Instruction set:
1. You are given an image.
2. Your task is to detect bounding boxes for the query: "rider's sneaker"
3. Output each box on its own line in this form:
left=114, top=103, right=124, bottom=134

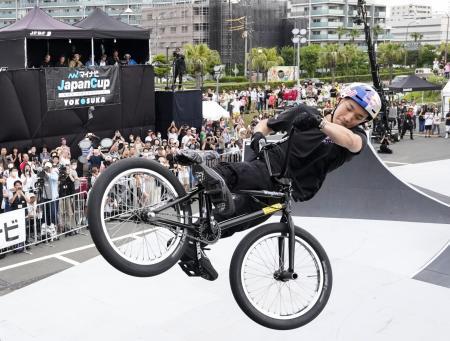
left=199, top=166, right=235, bottom=216
left=178, top=241, right=218, bottom=281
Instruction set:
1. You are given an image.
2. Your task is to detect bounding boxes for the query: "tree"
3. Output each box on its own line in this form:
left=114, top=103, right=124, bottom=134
left=336, top=26, right=348, bottom=44
left=300, top=44, right=321, bottom=77
left=319, top=44, right=339, bottom=82
left=280, top=46, right=294, bottom=66
left=418, top=44, right=437, bottom=67
left=338, top=44, right=358, bottom=75
left=410, top=32, right=423, bottom=43
left=377, top=42, right=405, bottom=83
left=184, top=43, right=221, bottom=89
left=152, top=54, right=170, bottom=83
left=347, top=28, right=361, bottom=42
left=372, top=24, right=384, bottom=43
left=249, top=47, right=284, bottom=82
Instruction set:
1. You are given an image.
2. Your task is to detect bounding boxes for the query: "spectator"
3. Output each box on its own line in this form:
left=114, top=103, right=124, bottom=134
left=20, top=164, right=36, bottom=194
left=0, top=147, right=8, bottom=170
left=40, top=162, right=59, bottom=230
left=124, top=53, right=137, bottom=65
left=110, top=50, right=120, bottom=65
left=424, top=108, right=434, bottom=138
left=445, top=62, right=450, bottom=79
left=54, top=55, right=67, bottom=67
left=87, top=148, right=105, bottom=170
left=90, top=167, right=99, bottom=187
left=40, top=146, right=51, bottom=163
left=41, top=54, right=52, bottom=68
left=99, top=54, right=108, bottom=66
left=432, top=108, right=441, bottom=136
left=445, top=110, right=450, bottom=139
left=69, top=54, right=83, bottom=68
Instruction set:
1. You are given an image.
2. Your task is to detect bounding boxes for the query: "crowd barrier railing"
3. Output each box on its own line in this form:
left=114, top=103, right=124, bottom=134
left=0, top=192, right=88, bottom=256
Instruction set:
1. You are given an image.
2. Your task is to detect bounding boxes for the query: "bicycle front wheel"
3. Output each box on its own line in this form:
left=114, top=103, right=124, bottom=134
left=229, top=223, right=332, bottom=330
left=88, top=158, right=191, bottom=277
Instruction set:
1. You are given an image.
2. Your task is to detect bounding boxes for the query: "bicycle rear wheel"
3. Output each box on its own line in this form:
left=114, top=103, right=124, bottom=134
left=88, top=158, right=191, bottom=277
left=229, top=223, right=332, bottom=330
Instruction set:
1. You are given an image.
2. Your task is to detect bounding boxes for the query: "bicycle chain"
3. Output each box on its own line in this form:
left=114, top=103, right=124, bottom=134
left=150, top=210, right=221, bottom=245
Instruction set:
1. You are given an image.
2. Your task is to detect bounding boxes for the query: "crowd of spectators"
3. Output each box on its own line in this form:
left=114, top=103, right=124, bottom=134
left=1, top=79, right=448, bottom=254
left=38, top=50, right=137, bottom=68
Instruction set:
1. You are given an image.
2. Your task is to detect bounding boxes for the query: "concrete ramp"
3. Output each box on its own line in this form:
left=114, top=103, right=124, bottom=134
left=296, top=143, right=450, bottom=224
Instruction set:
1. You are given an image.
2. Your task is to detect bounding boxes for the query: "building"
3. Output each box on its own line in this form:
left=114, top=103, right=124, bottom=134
left=390, top=17, right=450, bottom=47
left=0, top=0, right=145, bottom=28
left=287, top=0, right=389, bottom=45
left=208, top=0, right=290, bottom=67
left=140, top=0, right=209, bottom=57
left=389, top=4, right=432, bottom=22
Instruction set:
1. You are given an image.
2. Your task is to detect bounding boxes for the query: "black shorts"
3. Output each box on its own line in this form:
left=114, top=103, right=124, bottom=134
left=425, top=124, right=432, bottom=130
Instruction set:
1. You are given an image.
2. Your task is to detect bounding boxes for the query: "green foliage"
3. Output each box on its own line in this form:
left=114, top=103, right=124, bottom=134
left=183, top=43, right=221, bottom=88
left=377, top=42, right=406, bottom=82
left=336, top=26, right=348, bottom=42
left=318, top=43, right=339, bottom=81
left=219, top=76, right=247, bottom=83
left=249, top=47, right=284, bottom=81
left=372, top=24, right=384, bottom=43
left=347, top=28, right=361, bottom=42
left=300, top=44, right=321, bottom=77
left=403, top=91, right=441, bottom=104
left=280, top=46, right=295, bottom=66
left=426, top=74, right=448, bottom=86
left=152, top=54, right=170, bottom=79
left=418, top=44, right=437, bottom=67
left=409, top=32, right=423, bottom=42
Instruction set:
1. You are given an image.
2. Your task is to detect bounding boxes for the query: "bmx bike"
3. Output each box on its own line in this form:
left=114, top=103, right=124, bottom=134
left=87, top=128, right=332, bottom=330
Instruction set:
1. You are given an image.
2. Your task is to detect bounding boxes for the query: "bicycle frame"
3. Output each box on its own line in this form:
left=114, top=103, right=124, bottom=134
left=149, top=182, right=298, bottom=275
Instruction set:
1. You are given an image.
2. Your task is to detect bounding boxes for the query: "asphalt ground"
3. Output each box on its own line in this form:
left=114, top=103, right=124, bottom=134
left=1, top=129, right=449, bottom=297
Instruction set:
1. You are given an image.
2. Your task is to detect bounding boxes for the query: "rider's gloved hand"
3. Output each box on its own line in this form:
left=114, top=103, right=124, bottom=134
left=250, top=132, right=267, bottom=154
left=292, top=112, right=322, bottom=131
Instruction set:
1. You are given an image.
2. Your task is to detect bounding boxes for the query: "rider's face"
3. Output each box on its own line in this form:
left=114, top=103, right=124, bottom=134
left=332, top=98, right=369, bottom=129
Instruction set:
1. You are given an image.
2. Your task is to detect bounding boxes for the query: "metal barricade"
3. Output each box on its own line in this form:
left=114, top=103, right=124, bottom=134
left=0, top=192, right=88, bottom=256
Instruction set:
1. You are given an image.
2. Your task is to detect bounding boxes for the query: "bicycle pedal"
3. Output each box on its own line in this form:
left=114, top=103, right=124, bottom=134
left=178, top=260, right=200, bottom=277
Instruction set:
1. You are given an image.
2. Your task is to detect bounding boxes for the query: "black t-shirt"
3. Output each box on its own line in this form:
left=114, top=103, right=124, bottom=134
left=89, top=155, right=104, bottom=168
left=446, top=112, right=450, bottom=125
left=10, top=192, right=27, bottom=210
left=266, top=104, right=367, bottom=202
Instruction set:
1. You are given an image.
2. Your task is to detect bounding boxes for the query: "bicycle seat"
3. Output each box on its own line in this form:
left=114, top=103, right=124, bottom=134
left=175, top=150, right=203, bottom=166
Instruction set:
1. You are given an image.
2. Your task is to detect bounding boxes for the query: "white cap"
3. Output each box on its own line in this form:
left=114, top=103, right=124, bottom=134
left=44, top=162, right=52, bottom=168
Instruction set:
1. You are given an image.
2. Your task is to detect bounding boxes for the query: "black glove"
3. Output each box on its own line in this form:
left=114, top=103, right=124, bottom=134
left=250, top=132, right=266, bottom=154
left=292, top=112, right=322, bottom=131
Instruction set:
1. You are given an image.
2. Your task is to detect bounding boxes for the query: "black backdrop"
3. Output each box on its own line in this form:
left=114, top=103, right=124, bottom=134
left=0, top=65, right=155, bottom=154
left=155, top=90, right=203, bottom=139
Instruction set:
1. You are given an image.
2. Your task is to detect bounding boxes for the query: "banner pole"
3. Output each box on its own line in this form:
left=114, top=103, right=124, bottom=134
left=91, top=37, right=94, bottom=66
left=24, top=37, right=27, bottom=69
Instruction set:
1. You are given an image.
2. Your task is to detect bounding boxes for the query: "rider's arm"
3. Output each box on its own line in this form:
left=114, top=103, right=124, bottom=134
left=319, top=120, right=365, bottom=153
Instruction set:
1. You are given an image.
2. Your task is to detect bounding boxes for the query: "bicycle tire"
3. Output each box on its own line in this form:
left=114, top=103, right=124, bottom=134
left=88, top=158, right=191, bottom=277
left=229, top=223, right=332, bottom=330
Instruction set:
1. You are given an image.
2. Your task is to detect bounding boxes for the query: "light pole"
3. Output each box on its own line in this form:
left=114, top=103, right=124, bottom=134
left=444, top=13, right=449, bottom=64
left=404, top=20, right=418, bottom=66
left=214, top=65, right=225, bottom=102
left=257, top=48, right=263, bottom=82
left=292, top=28, right=307, bottom=87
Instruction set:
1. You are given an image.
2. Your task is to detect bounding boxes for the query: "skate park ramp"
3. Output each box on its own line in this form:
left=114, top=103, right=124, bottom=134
left=0, top=216, right=449, bottom=341
left=294, top=143, right=450, bottom=224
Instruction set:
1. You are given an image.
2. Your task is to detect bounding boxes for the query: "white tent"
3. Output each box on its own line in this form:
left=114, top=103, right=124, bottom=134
left=442, top=80, right=450, bottom=115
left=202, top=100, right=230, bottom=121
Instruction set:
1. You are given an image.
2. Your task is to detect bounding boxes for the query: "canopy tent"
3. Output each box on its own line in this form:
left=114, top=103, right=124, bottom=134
left=202, top=100, right=230, bottom=121
left=74, top=8, right=150, bottom=63
left=442, top=80, right=450, bottom=115
left=388, top=74, right=442, bottom=92
left=0, top=7, right=92, bottom=69
left=74, top=8, right=149, bottom=39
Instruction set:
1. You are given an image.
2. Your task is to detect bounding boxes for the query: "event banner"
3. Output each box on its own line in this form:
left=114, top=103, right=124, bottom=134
left=0, top=209, right=26, bottom=249
left=45, top=66, right=121, bottom=111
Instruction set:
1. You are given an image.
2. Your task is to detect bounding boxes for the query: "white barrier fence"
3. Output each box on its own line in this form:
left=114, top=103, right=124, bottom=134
left=0, top=192, right=88, bottom=256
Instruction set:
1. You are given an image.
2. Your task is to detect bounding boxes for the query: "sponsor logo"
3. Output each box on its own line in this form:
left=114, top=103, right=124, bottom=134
left=30, top=30, right=52, bottom=36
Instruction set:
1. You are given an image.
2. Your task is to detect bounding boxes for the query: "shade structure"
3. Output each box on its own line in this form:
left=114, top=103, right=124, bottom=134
left=73, top=8, right=149, bottom=40
left=0, top=7, right=90, bottom=40
left=202, top=100, right=230, bottom=121
left=388, top=74, right=442, bottom=93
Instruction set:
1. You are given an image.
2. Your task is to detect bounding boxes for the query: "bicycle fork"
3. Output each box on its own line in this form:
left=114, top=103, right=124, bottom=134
left=275, top=201, right=298, bottom=282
